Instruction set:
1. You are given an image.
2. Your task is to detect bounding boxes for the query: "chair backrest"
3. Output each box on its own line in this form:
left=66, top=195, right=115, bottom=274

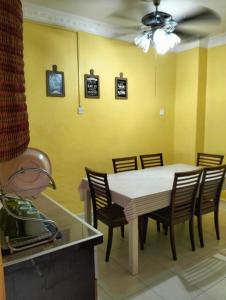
left=197, top=165, right=226, bottom=214
left=112, top=156, right=138, bottom=173
left=140, top=153, right=163, bottom=169
left=170, top=169, right=202, bottom=223
left=85, top=168, right=112, bottom=214
left=197, top=152, right=224, bottom=167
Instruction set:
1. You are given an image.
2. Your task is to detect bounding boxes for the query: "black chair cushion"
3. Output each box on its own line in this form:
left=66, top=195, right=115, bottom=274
left=149, top=206, right=192, bottom=225
left=195, top=199, right=216, bottom=216
left=148, top=207, right=170, bottom=224
left=97, top=204, right=128, bottom=227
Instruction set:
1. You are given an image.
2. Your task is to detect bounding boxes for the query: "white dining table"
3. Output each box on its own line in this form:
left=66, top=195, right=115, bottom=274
left=79, top=164, right=226, bottom=275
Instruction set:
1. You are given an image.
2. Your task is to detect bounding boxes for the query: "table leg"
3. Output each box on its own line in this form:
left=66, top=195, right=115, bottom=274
left=128, top=217, right=138, bottom=275
left=84, top=191, right=92, bottom=224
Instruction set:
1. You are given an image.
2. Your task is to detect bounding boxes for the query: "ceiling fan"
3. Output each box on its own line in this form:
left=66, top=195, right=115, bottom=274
left=116, top=0, right=221, bottom=54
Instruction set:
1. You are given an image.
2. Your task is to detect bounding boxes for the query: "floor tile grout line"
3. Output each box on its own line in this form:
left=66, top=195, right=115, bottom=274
left=97, top=283, right=114, bottom=300
left=168, top=265, right=226, bottom=295
left=191, top=290, right=211, bottom=300
left=196, top=275, right=226, bottom=294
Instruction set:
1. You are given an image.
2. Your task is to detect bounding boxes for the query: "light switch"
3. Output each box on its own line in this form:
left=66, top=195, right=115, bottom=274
left=160, top=108, right=165, bottom=116
left=77, top=106, right=85, bottom=115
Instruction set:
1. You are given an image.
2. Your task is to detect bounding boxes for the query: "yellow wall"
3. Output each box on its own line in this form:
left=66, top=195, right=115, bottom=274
left=205, top=45, right=226, bottom=200
left=173, top=48, right=207, bottom=164
left=196, top=48, right=207, bottom=154
left=205, top=45, right=226, bottom=159
left=173, top=45, right=226, bottom=200
left=174, top=48, right=200, bottom=163
left=23, top=21, right=176, bottom=212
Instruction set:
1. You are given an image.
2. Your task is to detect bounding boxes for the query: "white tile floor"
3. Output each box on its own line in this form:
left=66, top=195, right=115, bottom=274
left=97, top=202, right=226, bottom=300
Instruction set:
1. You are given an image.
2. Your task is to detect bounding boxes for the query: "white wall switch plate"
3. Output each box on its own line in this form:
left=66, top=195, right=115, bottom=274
left=77, top=106, right=85, bottom=114
left=160, top=108, right=165, bottom=116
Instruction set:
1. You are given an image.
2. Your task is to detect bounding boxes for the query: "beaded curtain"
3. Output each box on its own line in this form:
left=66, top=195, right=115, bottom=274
left=0, top=0, right=29, bottom=162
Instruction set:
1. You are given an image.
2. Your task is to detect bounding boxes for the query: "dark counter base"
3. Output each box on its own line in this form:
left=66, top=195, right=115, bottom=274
left=5, top=243, right=96, bottom=300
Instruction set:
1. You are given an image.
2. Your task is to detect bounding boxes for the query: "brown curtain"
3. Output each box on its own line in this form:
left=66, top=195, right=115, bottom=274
left=0, top=0, right=29, bottom=162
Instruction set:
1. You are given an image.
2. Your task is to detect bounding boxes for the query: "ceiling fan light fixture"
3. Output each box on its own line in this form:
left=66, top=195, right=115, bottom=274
left=134, top=28, right=181, bottom=55
left=134, top=32, right=151, bottom=53
left=143, top=38, right=151, bottom=53
left=132, top=0, right=219, bottom=55
left=134, top=32, right=145, bottom=46
left=167, top=32, right=181, bottom=48
left=153, top=29, right=181, bottom=55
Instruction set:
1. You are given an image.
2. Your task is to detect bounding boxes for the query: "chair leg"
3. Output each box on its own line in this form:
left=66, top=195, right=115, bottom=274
left=197, top=215, right=204, bottom=248
left=156, top=220, right=160, bottom=232
left=138, top=217, right=144, bottom=250
left=143, top=215, right=148, bottom=244
left=170, top=225, right=177, bottom=261
left=163, top=224, right=168, bottom=235
left=189, top=218, right=195, bottom=251
left=120, top=225, right=125, bottom=238
left=94, top=217, right=98, bottom=229
left=138, top=215, right=150, bottom=250
left=214, top=210, right=220, bottom=240
left=105, top=227, right=113, bottom=262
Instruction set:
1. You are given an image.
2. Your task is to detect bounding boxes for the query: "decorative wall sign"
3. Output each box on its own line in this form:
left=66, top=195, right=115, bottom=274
left=115, top=72, right=128, bottom=100
left=46, top=65, right=65, bottom=97
left=84, top=69, right=100, bottom=98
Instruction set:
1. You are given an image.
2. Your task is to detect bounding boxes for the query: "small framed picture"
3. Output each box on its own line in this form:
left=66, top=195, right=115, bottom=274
left=46, top=65, right=65, bottom=97
left=84, top=69, right=100, bottom=98
left=115, top=73, right=127, bottom=100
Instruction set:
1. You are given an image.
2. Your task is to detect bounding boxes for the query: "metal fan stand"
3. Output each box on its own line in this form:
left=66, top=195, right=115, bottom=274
left=0, top=168, right=59, bottom=253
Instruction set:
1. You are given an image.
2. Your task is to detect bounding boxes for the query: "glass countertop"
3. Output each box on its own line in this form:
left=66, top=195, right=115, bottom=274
left=3, top=194, right=103, bottom=267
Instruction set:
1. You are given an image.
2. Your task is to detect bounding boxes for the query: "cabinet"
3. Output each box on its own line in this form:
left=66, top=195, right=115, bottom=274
left=3, top=195, right=103, bottom=300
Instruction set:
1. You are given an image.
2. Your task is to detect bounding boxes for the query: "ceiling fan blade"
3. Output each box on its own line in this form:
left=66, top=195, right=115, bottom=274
left=108, top=0, right=153, bottom=24
left=114, top=25, right=142, bottom=34
left=174, top=28, right=207, bottom=41
left=177, top=7, right=220, bottom=25
left=109, top=0, right=143, bottom=17
left=114, top=30, right=140, bottom=39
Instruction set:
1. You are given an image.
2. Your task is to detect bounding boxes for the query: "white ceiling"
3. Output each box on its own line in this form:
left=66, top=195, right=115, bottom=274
left=21, top=0, right=226, bottom=46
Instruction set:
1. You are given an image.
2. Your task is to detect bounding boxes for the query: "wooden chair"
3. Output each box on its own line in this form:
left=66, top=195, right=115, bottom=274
left=197, top=152, right=224, bottom=167
left=140, top=153, right=163, bottom=233
left=143, top=169, right=202, bottom=260
left=140, top=153, right=163, bottom=169
left=112, top=156, right=138, bottom=173
left=111, top=157, right=146, bottom=249
left=85, top=167, right=128, bottom=262
left=195, top=165, right=226, bottom=248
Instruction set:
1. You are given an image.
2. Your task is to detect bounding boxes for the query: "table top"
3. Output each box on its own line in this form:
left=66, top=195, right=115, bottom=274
left=80, top=164, right=202, bottom=221
left=107, top=164, right=200, bottom=199
left=3, top=194, right=103, bottom=267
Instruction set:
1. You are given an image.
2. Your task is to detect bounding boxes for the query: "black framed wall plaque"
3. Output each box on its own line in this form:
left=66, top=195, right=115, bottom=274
left=84, top=69, right=100, bottom=98
left=115, top=72, right=127, bottom=100
left=46, top=65, right=65, bottom=97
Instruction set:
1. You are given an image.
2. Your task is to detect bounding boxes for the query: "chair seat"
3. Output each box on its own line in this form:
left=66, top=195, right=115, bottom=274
left=149, top=206, right=192, bottom=225
left=195, top=198, right=217, bottom=215
left=195, top=205, right=216, bottom=216
left=97, top=204, right=128, bottom=227
left=148, top=207, right=170, bottom=224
